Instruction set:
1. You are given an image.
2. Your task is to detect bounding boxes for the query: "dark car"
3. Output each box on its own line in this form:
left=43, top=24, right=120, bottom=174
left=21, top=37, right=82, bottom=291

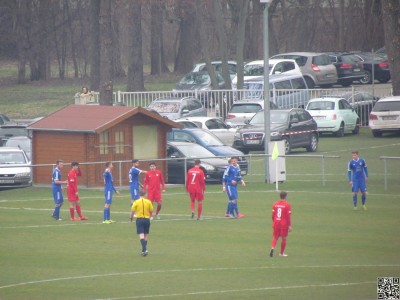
left=0, top=123, right=29, bottom=146
left=167, top=128, right=248, bottom=175
left=173, top=71, right=226, bottom=107
left=233, top=108, right=319, bottom=154
left=323, top=91, right=379, bottom=126
left=352, top=52, right=391, bottom=84
left=327, top=53, right=364, bottom=87
left=166, top=141, right=229, bottom=183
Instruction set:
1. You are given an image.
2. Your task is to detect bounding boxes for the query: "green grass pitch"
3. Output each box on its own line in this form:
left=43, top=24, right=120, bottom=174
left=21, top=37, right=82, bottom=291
left=0, top=129, right=399, bottom=299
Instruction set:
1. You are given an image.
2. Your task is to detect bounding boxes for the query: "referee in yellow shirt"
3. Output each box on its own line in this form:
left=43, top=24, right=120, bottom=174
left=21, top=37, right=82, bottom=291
left=130, top=191, right=153, bottom=256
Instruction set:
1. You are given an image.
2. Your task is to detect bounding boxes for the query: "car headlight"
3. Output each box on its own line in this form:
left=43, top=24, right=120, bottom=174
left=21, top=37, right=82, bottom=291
left=270, top=131, right=280, bottom=137
left=234, top=132, right=241, bottom=140
left=201, top=162, right=215, bottom=171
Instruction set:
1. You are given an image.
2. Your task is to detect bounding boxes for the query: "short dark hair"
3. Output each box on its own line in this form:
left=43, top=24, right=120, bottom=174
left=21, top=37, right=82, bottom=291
left=195, top=159, right=201, bottom=165
left=132, top=159, right=139, bottom=163
left=230, top=156, right=239, bottom=161
left=149, top=161, right=156, bottom=166
left=71, top=161, right=79, bottom=167
left=105, top=161, right=112, bottom=168
left=280, top=191, right=287, bottom=200
left=56, top=160, right=63, bottom=165
left=140, top=190, right=146, bottom=196
left=352, top=151, right=359, bottom=155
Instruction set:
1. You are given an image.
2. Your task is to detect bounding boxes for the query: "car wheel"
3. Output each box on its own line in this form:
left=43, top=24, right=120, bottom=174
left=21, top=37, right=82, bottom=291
left=282, top=137, right=291, bottom=154
left=336, top=123, right=345, bottom=137
left=360, top=70, right=372, bottom=84
left=306, top=133, right=318, bottom=152
left=341, top=80, right=352, bottom=87
left=242, top=149, right=250, bottom=154
left=304, top=77, right=315, bottom=89
left=352, top=120, right=360, bottom=135
left=372, top=130, right=382, bottom=137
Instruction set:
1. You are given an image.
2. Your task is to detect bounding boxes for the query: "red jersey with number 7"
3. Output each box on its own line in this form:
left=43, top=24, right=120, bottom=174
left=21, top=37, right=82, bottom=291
left=186, top=167, right=206, bottom=194
left=272, top=200, right=291, bottom=229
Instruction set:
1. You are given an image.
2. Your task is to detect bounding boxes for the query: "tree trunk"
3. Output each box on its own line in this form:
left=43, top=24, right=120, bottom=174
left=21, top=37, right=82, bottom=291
left=99, top=0, right=113, bottom=105
left=90, top=0, right=101, bottom=91
left=150, top=1, right=162, bottom=75
left=127, top=0, right=144, bottom=91
left=382, top=0, right=400, bottom=95
left=112, top=15, right=126, bottom=78
left=65, top=1, right=79, bottom=78
left=234, top=0, right=249, bottom=90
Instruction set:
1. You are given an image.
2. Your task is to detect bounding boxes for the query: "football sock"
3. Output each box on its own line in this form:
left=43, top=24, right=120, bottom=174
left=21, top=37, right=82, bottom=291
left=107, top=208, right=110, bottom=220
left=156, top=204, right=162, bottom=215
left=76, top=205, right=82, bottom=218
left=69, top=207, right=75, bottom=219
left=54, top=206, right=60, bottom=218
left=361, top=195, right=366, bottom=205
left=227, top=202, right=233, bottom=215
left=140, top=239, right=146, bottom=252
left=353, top=195, right=358, bottom=207
left=225, top=202, right=229, bottom=214
left=198, top=202, right=203, bottom=218
left=190, top=199, right=195, bottom=211
left=233, top=203, right=239, bottom=216
left=103, top=208, right=108, bottom=221
left=281, top=239, right=287, bottom=254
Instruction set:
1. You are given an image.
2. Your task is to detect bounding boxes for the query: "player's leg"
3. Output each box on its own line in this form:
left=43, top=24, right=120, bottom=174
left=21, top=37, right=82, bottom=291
left=270, top=229, right=279, bottom=257
left=352, top=181, right=360, bottom=209
left=103, top=190, right=112, bottom=223
left=360, top=181, right=367, bottom=210
left=52, top=189, right=63, bottom=220
left=69, top=200, right=76, bottom=220
left=279, top=228, right=289, bottom=256
left=190, top=193, right=196, bottom=218
left=155, top=192, right=162, bottom=219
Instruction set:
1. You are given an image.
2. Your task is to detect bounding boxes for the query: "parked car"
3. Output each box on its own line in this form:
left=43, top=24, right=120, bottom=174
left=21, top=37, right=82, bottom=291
left=322, top=91, right=378, bottom=126
left=270, top=52, right=338, bottom=88
left=326, top=52, right=365, bottom=87
left=306, top=97, right=360, bottom=136
left=352, top=52, right=391, bottom=84
left=166, top=141, right=229, bottom=183
left=173, top=71, right=226, bottom=107
left=369, top=96, right=400, bottom=137
left=0, top=123, right=29, bottom=146
left=225, top=99, right=278, bottom=128
left=147, top=96, right=207, bottom=120
left=175, top=116, right=237, bottom=146
left=191, top=61, right=237, bottom=80
left=167, top=128, right=248, bottom=175
left=5, top=136, right=32, bottom=160
left=239, top=74, right=310, bottom=108
left=233, top=108, right=319, bottom=154
left=0, top=147, right=32, bottom=189
left=0, top=113, right=10, bottom=125
left=232, top=59, right=302, bottom=86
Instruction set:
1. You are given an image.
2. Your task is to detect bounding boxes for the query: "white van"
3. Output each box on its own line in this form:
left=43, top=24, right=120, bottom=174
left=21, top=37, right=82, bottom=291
left=239, top=74, right=310, bottom=109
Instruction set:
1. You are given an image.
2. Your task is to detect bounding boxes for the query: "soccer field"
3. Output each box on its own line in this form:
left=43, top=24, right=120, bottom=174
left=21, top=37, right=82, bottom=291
left=1, top=129, right=400, bottom=300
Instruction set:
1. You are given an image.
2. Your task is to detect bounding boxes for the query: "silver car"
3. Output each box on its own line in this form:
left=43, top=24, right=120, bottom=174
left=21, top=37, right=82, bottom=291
left=369, top=96, right=400, bottom=137
left=147, top=97, right=207, bottom=120
left=270, top=52, right=338, bottom=88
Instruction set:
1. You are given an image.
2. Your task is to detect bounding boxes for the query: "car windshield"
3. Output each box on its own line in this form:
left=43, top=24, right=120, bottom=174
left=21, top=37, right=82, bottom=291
left=307, top=101, right=335, bottom=110
left=176, top=144, right=215, bottom=158
left=179, top=72, right=210, bottom=85
left=230, top=103, right=262, bottom=113
left=243, top=65, right=264, bottom=76
left=0, top=151, right=27, bottom=164
left=6, top=139, right=30, bottom=149
left=373, top=101, right=400, bottom=112
left=148, top=101, right=180, bottom=113
left=193, top=130, right=224, bottom=146
left=250, top=111, right=289, bottom=125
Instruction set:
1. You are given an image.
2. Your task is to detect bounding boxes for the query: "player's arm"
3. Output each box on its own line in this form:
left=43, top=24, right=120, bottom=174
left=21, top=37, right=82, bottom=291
left=143, top=174, right=148, bottom=191
left=130, top=203, right=136, bottom=221
left=364, top=165, right=369, bottom=180
left=160, top=172, right=166, bottom=192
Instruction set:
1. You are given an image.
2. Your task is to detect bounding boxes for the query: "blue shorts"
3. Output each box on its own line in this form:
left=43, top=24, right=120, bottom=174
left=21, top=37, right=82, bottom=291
left=226, top=184, right=238, bottom=201
left=104, top=189, right=113, bottom=204
left=130, top=186, right=140, bottom=200
left=352, top=180, right=367, bottom=193
left=136, top=218, right=150, bottom=234
left=52, top=187, right=64, bottom=204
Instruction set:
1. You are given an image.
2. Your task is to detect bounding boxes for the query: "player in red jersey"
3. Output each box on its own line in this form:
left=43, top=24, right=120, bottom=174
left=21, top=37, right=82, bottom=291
left=186, top=159, right=206, bottom=220
left=66, top=162, right=88, bottom=221
left=269, top=191, right=292, bottom=257
left=143, top=162, right=165, bottom=220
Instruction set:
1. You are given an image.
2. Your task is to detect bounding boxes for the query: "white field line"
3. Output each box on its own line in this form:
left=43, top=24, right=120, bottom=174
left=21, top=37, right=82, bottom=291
left=1, top=264, right=397, bottom=290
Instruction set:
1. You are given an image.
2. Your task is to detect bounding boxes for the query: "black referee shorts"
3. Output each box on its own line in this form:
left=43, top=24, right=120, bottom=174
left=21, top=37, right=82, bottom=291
left=136, top=218, right=150, bottom=234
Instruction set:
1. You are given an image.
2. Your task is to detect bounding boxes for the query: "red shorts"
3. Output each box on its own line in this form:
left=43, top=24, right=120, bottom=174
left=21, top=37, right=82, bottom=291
left=147, top=190, right=162, bottom=203
left=273, top=226, right=289, bottom=238
left=67, top=188, right=79, bottom=201
left=189, top=191, right=204, bottom=202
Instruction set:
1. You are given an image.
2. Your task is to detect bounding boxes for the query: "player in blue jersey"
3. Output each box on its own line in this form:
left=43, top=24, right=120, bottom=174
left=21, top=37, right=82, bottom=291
left=51, top=160, right=67, bottom=221
left=103, top=162, right=120, bottom=224
left=347, top=151, right=369, bottom=210
left=222, top=156, right=246, bottom=218
left=128, top=159, right=147, bottom=207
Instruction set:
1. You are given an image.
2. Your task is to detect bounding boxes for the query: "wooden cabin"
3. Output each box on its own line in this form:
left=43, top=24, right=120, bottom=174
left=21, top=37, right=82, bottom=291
left=28, top=105, right=179, bottom=187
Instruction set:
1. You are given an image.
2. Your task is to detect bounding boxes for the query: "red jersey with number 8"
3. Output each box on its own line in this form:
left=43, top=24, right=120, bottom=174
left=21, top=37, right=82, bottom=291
left=272, top=200, right=291, bottom=229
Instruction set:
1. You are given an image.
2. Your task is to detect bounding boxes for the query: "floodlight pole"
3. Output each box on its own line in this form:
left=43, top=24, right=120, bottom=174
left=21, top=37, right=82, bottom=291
left=262, top=0, right=271, bottom=183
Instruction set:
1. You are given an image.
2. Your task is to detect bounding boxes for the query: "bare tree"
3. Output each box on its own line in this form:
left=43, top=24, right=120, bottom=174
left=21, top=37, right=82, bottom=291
left=382, top=0, right=400, bottom=95
left=150, top=0, right=169, bottom=75
left=99, top=0, right=113, bottom=105
left=90, top=0, right=101, bottom=90
left=127, top=0, right=145, bottom=91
